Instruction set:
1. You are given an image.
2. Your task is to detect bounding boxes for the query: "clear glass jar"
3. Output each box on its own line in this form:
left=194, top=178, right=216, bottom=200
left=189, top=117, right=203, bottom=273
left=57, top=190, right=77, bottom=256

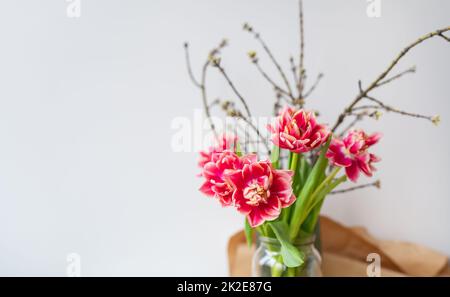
left=252, top=235, right=322, bottom=277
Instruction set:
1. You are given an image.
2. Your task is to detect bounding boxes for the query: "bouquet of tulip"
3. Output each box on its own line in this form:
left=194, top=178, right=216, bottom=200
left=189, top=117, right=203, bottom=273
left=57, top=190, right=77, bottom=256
left=197, top=112, right=381, bottom=276
left=186, top=1, right=449, bottom=276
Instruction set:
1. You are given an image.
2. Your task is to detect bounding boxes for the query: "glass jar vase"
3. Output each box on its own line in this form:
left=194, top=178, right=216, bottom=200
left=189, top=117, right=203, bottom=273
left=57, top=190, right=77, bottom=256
left=252, top=235, right=322, bottom=277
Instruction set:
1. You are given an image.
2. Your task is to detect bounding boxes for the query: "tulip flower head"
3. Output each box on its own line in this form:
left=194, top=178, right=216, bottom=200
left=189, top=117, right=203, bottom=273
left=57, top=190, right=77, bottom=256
left=326, top=130, right=381, bottom=182
left=268, top=107, right=329, bottom=153
left=225, top=160, right=296, bottom=227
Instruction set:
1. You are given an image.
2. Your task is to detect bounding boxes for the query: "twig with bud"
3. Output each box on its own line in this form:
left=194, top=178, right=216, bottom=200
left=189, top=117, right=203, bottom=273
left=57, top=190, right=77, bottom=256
left=243, top=22, right=295, bottom=100
left=248, top=51, right=295, bottom=101
left=298, top=0, right=306, bottom=97
left=331, top=26, right=450, bottom=133
left=375, top=66, right=416, bottom=88
left=364, top=95, right=438, bottom=125
left=220, top=100, right=270, bottom=153
left=184, top=42, right=222, bottom=140
left=304, top=73, right=324, bottom=99
left=331, top=180, right=381, bottom=195
left=273, top=92, right=282, bottom=116
left=289, top=56, right=300, bottom=93
left=210, top=55, right=253, bottom=119
left=337, top=113, right=365, bottom=137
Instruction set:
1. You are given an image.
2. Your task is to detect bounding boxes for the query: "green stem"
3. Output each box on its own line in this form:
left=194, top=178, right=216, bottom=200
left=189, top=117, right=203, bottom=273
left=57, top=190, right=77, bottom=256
left=290, top=153, right=299, bottom=173
left=286, top=267, right=296, bottom=277
left=283, top=153, right=300, bottom=226
left=302, top=175, right=347, bottom=233
left=259, top=224, right=284, bottom=276
left=308, top=175, right=347, bottom=214
left=271, top=145, right=280, bottom=169
left=281, top=206, right=291, bottom=225
left=289, top=139, right=331, bottom=241
left=256, top=225, right=267, bottom=237
left=310, top=167, right=341, bottom=200
left=271, top=256, right=284, bottom=277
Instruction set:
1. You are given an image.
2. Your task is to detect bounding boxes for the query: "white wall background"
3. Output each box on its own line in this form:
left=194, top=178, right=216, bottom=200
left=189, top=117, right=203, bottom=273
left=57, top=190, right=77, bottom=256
left=0, top=0, right=449, bottom=276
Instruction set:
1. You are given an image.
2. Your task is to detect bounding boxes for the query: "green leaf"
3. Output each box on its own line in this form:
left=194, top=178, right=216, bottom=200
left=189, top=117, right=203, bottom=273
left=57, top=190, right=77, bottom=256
left=244, top=217, right=253, bottom=247
left=269, top=221, right=305, bottom=268
left=290, top=153, right=302, bottom=196
left=302, top=175, right=347, bottom=233
left=302, top=199, right=325, bottom=235
left=289, top=137, right=331, bottom=241
left=295, top=157, right=312, bottom=195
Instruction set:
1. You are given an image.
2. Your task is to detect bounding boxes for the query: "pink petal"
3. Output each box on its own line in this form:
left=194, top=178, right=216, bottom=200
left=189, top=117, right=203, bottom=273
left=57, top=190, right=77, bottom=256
left=370, top=153, right=381, bottom=163
left=247, top=209, right=265, bottom=227
left=242, top=154, right=258, bottom=165
left=218, top=192, right=234, bottom=206
left=199, top=181, right=214, bottom=197
left=345, top=162, right=360, bottom=182
left=225, top=170, right=244, bottom=189
left=284, top=193, right=296, bottom=207
left=249, top=162, right=265, bottom=178
left=366, top=132, right=382, bottom=146
left=202, top=162, right=220, bottom=179
left=358, top=158, right=373, bottom=177
left=261, top=198, right=281, bottom=217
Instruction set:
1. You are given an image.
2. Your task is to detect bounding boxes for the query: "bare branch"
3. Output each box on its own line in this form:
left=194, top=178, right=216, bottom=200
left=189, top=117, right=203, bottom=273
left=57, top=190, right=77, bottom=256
left=273, top=91, right=282, bottom=116
left=184, top=39, right=231, bottom=141
left=337, top=113, right=365, bottom=137
left=304, top=73, right=324, bottom=98
left=352, top=105, right=381, bottom=111
left=298, top=0, right=305, bottom=97
left=376, top=66, right=416, bottom=87
left=237, top=116, right=270, bottom=153
left=331, top=26, right=450, bottom=132
left=199, top=62, right=218, bottom=140
left=184, top=42, right=219, bottom=140
left=344, top=111, right=372, bottom=117
left=243, top=23, right=294, bottom=98
left=364, top=95, right=435, bottom=123
left=220, top=100, right=270, bottom=153
left=331, top=180, right=381, bottom=195
left=183, top=42, right=202, bottom=88
left=250, top=56, right=295, bottom=101
left=208, top=98, right=221, bottom=109
left=439, top=33, right=450, bottom=42
left=289, top=56, right=300, bottom=95
left=212, top=60, right=252, bottom=119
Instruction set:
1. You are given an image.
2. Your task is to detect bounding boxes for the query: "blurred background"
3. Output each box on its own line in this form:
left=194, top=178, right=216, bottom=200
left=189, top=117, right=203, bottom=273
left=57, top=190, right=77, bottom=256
left=0, top=0, right=449, bottom=276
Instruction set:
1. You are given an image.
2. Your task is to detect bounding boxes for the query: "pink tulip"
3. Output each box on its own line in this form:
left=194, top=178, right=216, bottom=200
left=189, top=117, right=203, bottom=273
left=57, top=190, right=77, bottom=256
left=225, top=161, right=296, bottom=227
left=326, top=130, right=381, bottom=182
left=267, top=107, right=329, bottom=153
left=198, top=134, right=238, bottom=169
left=199, top=151, right=256, bottom=206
